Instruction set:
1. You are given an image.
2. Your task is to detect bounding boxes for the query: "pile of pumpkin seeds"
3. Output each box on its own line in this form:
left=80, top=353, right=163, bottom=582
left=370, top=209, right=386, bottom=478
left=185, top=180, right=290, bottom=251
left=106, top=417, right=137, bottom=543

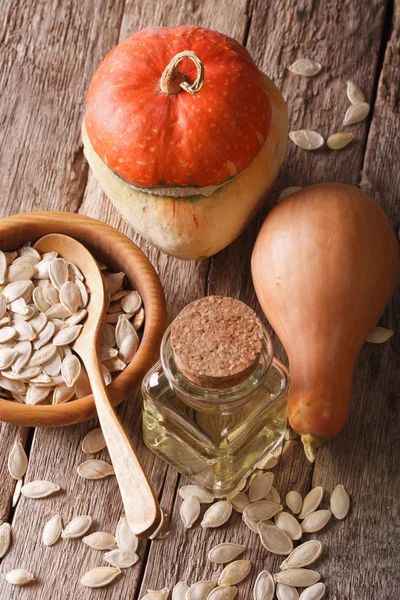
left=2, top=432, right=350, bottom=596
left=170, top=463, right=350, bottom=600
left=0, top=244, right=144, bottom=405
left=287, top=58, right=370, bottom=152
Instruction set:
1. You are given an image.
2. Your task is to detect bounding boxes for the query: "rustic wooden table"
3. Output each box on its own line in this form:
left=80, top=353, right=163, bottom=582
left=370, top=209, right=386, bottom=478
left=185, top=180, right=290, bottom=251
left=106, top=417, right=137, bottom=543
left=0, top=1, right=399, bottom=598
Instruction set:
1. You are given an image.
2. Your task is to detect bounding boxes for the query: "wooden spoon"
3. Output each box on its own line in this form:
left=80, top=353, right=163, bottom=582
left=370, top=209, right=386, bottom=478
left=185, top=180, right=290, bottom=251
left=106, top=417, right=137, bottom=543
left=34, top=233, right=161, bottom=538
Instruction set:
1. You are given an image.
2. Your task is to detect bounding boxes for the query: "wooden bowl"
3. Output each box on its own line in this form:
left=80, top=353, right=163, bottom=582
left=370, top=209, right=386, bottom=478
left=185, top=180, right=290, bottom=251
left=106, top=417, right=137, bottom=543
left=0, top=212, right=167, bottom=427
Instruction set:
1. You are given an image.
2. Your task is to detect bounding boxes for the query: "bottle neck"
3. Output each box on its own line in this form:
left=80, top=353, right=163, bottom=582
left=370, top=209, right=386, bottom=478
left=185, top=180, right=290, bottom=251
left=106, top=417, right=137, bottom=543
left=160, top=323, right=274, bottom=413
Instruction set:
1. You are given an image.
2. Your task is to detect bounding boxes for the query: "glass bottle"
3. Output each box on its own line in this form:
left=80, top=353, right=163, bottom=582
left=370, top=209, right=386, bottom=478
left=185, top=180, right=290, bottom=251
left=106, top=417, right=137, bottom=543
left=142, top=298, right=289, bottom=497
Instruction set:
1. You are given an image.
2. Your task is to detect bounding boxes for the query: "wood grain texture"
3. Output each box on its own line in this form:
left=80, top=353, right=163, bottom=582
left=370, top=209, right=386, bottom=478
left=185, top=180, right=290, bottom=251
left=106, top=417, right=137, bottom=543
left=312, top=3, right=400, bottom=598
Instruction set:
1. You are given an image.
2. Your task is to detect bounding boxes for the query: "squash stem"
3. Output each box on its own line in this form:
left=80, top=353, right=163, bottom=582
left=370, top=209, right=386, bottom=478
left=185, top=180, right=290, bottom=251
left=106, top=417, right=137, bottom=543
left=301, top=433, right=323, bottom=463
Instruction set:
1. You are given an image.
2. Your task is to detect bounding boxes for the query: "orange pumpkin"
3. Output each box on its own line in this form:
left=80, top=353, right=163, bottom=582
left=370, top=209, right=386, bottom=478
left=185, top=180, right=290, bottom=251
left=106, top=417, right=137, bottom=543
left=86, top=26, right=271, bottom=190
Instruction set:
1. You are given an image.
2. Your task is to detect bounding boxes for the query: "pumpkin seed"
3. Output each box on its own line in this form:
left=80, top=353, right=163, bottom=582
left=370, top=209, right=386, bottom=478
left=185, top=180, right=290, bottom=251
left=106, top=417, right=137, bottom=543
left=243, top=500, right=282, bottom=521
left=42, top=514, right=63, bottom=546
left=227, top=491, right=250, bottom=513
left=218, top=560, right=252, bottom=586
left=33, top=321, right=55, bottom=349
left=21, top=480, right=60, bottom=498
left=142, top=589, right=170, bottom=600
left=179, top=485, right=214, bottom=503
left=45, top=303, right=71, bottom=320
left=330, top=484, right=350, bottom=519
left=249, top=471, right=274, bottom=502
left=119, top=333, right=139, bottom=363
left=53, top=324, right=83, bottom=346
left=61, top=515, right=92, bottom=538
left=105, top=272, right=125, bottom=296
left=201, top=500, right=232, bottom=528
left=0, top=314, right=11, bottom=327
left=61, top=354, right=81, bottom=387
left=206, top=585, right=237, bottom=600
left=115, top=314, right=138, bottom=348
left=43, top=283, right=60, bottom=306
left=110, top=290, right=129, bottom=302
left=12, top=341, right=32, bottom=373
left=34, top=259, right=51, bottom=279
left=42, top=350, right=62, bottom=376
left=265, top=486, right=280, bottom=503
left=253, top=570, right=275, bottom=600
left=29, top=372, right=52, bottom=385
left=121, top=290, right=142, bottom=313
left=115, top=514, right=138, bottom=552
left=258, top=521, right=293, bottom=555
left=10, top=297, right=30, bottom=315
left=52, top=382, right=75, bottom=404
left=59, top=281, right=81, bottom=314
left=288, top=58, right=322, bottom=77
left=274, top=570, right=320, bottom=587
left=100, top=345, right=118, bottom=361
left=299, top=582, right=326, bottom=599
left=299, top=487, right=323, bottom=519
left=133, top=307, right=145, bottom=330
left=0, top=327, right=16, bottom=343
left=0, top=348, right=17, bottom=370
left=187, top=580, right=215, bottom=600
left=104, top=548, right=138, bottom=568
left=30, top=343, right=57, bottom=366
left=0, top=376, right=25, bottom=393
left=172, top=582, right=189, bottom=600
left=108, top=300, right=122, bottom=314
left=66, top=308, right=87, bottom=326
left=13, top=319, right=36, bottom=341
left=289, top=130, right=324, bottom=150
left=75, top=369, right=91, bottom=398
left=80, top=566, right=121, bottom=588
left=7, top=262, right=35, bottom=282
left=278, top=187, right=303, bottom=202
left=33, top=286, right=52, bottom=312
left=8, top=439, right=28, bottom=479
left=346, top=80, right=366, bottom=104
left=301, top=510, right=331, bottom=533
left=77, top=459, right=115, bottom=479
left=75, top=279, right=89, bottom=308
left=29, top=312, right=47, bottom=335
left=180, top=495, right=200, bottom=528
left=102, top=356, right=126, bottom=372
left=286, top=491, right=302, bottom=514
left=242, top=513, right=261, bottom=533
left=343, top=102, right=370, bottom=125
left=83, top=531, right=116, bottom=550
left=48, top=258, right=68, bottom=290
left=82, top=427, right=106, bottom=454
left=366, top=326, right=394, bottom=343
left=25, top=385, right=50, bottom=405
left=3, top=280, right=33, bottom=303
left=274, top=511, right=302, bottom=540
left=67, top=262, right=84, bottom=281
left=280, top=540, right=323, bottom=571
left=0, top=522, right=11, bottom=558
left=276, top=584, right=299, bottom=600
left=0, top=295, right=6, bottom=318
left=102, top=323, right=116, bottom=346
left=327, top=133, right=354, bottom=150
left=18, top=246, right=41, bottom=259
left=208, top=542, right=246, bottom=564
left=5, top=568, right=35, bottom=586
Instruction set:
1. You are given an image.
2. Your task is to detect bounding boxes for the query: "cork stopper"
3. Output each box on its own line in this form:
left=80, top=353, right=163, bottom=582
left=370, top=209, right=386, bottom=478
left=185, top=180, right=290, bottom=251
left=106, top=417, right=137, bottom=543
left=170, top=296, right=264, bottom=389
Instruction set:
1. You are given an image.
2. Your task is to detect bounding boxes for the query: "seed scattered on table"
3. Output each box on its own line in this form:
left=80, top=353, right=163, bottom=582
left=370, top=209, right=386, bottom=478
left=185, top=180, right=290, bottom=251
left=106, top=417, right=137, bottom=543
left=0, top=523, right=11, bottom=559
left=253, top=570, right=275, bottom=600
left=21, top=480, right=60, bottom=498
left=80, top=566, right=121, bottom=588
left=288, top=58, right=322, bottom=77
left=116, top=514, right=139, bottom=552
left=201, top=500, right=232, bottom=528
left=330, top=484, right=350, bottom=519
left=82, top=531, right=117, bottom=550
left=7, top=438, right=28, bottom=480
left=42, top=514, right=63, bottom=546
left=207, top=542, right=246, bottom=564
left=218, top=560, right=252, bottom=586
left=299, top=487, right=323, bottom=519
left=77, top=459, right=115, bottom=479
left=180, top=495, right=200, bottom=528
left=61, top=515, right=92, bottom=539
left=289, top=130, right=324, bottom=150
left=5, top=568, right=35, bottom=586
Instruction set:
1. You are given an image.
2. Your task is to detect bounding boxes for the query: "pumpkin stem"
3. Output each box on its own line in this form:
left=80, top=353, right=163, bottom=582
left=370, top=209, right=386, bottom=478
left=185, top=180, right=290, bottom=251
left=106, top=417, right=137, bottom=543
left=160, top=51, right=204, bottom=95
left=301, top=433, right=323, bottom=463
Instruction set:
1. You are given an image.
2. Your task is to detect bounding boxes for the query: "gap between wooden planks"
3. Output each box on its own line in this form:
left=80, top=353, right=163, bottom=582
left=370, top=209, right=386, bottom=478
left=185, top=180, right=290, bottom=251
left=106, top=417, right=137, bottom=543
left=0, top=0, right=398, bottom=598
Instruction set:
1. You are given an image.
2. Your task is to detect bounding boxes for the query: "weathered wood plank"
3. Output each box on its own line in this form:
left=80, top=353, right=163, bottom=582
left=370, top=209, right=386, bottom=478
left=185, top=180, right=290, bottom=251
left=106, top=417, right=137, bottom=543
left=313, top=3, right=400, bottom=598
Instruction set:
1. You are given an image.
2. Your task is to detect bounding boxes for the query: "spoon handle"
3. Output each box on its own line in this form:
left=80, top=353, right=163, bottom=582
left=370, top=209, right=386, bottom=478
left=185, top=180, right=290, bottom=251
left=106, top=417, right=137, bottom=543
left=84, top=354, right=161, bottom=538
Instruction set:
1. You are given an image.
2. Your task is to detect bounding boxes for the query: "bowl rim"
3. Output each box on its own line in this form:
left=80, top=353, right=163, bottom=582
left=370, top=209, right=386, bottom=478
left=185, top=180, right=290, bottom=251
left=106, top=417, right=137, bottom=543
left=0, top=211, right=167, bottom=427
